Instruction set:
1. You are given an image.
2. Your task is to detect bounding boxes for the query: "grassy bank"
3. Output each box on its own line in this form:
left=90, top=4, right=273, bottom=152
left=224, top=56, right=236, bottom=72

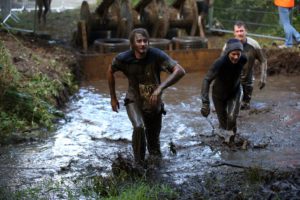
left=0, top=172, right=178, bottom=200
left=0, top=29, right=78, bottom=143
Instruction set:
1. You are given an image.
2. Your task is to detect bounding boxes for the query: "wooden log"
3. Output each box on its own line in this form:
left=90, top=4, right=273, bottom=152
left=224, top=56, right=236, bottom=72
left=80, top=20, right=88, bottom=52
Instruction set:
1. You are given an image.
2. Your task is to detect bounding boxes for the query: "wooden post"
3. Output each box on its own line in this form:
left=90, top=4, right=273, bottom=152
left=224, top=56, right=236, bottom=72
left=80, top=20, right=88, bottom=52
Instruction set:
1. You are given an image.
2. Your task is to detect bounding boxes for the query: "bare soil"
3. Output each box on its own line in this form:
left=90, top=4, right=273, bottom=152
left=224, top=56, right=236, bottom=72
left=265, top=48, right=300, bottom=75
left=0, top=31, right=75, bottom=80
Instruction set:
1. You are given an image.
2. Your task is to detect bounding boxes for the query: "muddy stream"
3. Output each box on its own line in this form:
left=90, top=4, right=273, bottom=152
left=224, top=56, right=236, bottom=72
left=0, top=72, right=299, bottom=196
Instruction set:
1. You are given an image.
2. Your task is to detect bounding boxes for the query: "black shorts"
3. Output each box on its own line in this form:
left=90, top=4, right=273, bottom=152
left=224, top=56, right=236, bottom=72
left=197, top=1, right=209, bottom=14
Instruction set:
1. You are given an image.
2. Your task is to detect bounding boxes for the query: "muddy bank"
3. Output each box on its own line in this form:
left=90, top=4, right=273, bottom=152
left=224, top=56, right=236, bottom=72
left=175, top=167, right=300, bottom=200
left=261, top=48, right=300, bottom=75
left=0, top=31, right=79, bottom=143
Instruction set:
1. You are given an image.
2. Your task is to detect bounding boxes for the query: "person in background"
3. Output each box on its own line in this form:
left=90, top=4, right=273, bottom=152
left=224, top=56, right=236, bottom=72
left=196, top=0, right=214, bottom=38
left=274, top=0, right=300, bottom=48
left=36, top=0, right=52, bottom=24
left=201, top=39, right=247, bottom=143
left=223, top=21, right=267, bottom=110
left=107, top=28, right=185, bottom=167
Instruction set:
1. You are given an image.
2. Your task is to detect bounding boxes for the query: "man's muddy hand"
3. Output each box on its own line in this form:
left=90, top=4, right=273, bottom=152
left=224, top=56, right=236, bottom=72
left=258, top=81, right=265, bottom=90
left=111, top=97, right=120, bottom=112
left=150, top=87, right=162, bottom=106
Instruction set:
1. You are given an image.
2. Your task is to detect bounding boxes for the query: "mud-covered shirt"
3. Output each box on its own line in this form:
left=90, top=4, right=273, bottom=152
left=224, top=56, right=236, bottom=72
left=111, top=47, right=177, bottom=111
left=201, top=54, right=247, bottom=104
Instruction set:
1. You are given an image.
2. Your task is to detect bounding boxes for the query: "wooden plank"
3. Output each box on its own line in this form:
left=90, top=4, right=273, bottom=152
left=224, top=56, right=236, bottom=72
left=77, top=49, right=222, bottom=81
left=80, top=20, right=88, bottom=52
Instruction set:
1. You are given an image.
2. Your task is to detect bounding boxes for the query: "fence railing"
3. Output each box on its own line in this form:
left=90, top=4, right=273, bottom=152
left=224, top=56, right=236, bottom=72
left=1, top=0, right=297, bottom=41
left=0, top=0, right=97, bottom=33
left=208, top=0, right=297, bottom=40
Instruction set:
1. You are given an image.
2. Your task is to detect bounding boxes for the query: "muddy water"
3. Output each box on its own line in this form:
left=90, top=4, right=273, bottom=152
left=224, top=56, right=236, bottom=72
left=0, top=73, right=299, bottom=190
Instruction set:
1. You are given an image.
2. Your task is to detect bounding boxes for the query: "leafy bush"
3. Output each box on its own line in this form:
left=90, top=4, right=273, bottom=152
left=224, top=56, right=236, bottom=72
left=0, top=36, right=71, bottom=137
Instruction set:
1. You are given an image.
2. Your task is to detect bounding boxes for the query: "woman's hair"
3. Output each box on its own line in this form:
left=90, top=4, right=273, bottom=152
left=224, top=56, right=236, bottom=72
left=129, top=28, right=150, bottom=46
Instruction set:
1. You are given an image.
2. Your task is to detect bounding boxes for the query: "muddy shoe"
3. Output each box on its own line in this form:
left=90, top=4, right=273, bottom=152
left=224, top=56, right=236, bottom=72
left=216, top=128, right=227, bottom=139
left=241, top=140, right=248, bottom=150
left=216, top=129, right=235, bottom=144
left=224, top=131, right=236, bottom=144
left=278, top=44, right=288, bottom=49
left=146, top=155, right=162, bottom=168
left=132, top=162, right=146, bottom=176
left=241, top=102, right=250, bottom=110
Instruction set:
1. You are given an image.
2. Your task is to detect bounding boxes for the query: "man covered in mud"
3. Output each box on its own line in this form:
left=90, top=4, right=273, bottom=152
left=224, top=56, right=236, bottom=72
left=107, top=28, right=186, bottom=166
left=201, top=38, right=247, bottom=143
left=224, top=21, right=268, bottom=110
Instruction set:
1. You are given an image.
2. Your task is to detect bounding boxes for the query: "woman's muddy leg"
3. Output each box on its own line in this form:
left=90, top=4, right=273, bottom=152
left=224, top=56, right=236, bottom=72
left=212, top=96, right=227, bottom=129
left=227, top=85, right=243, bottom=132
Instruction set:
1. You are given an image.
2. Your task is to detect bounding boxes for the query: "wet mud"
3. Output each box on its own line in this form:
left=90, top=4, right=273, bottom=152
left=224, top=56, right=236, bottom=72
left=265, top=49, right=300, bottom=75
left=0, top=72, right=299, bottom=199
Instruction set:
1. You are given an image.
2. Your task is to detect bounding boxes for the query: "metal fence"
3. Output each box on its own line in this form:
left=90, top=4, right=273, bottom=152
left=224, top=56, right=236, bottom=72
left=0, top=0, right=89, bottom=14
left=208, top=0, right=292, bottom=40
left=0, top=0, right=96, bottom=32
left=1, top=0, right=295, bottom=40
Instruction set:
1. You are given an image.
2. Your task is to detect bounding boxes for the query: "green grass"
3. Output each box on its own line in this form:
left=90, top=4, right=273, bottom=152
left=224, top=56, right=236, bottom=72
left=0, top=174, right=178, bottom=200
left=103, top=182, right=176, bottom=200
left=0, top=32, right=75, bottom=140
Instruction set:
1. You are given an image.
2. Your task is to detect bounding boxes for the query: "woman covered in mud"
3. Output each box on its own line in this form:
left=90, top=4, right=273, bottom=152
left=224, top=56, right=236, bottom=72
left=201, top=38, right=247, bottom=144
left=107, top=28, right=185, bottom=167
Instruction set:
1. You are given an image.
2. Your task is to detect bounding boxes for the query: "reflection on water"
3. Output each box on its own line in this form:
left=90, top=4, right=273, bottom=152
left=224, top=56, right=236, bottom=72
left=0, top=73, right=300, bottom=189
left=0, top=74, right=219, bottom=188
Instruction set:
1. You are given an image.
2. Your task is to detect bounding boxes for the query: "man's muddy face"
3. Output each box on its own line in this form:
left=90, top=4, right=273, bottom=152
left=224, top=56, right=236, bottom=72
left=234, top=25, right=247, bottom=43
left=228, top=50, right=241, bottom=64
left=132, top=33, right=149, bottom=58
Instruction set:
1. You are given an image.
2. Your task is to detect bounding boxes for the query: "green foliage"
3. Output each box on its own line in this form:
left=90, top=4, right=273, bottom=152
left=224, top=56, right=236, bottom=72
left=0, top=36, right=73, bottom=137
left=0, top=179, right=76, bottom=200
left=129, top=184, right=174, bottom=199
left=25, top=73, right=62, bottom=102
left=105, top=182, right=177, bottom=200
left=90, top=173, right=178, bottom=200
left=0, top=41, right=20, bottom=93
left=0, top=175, right=177, bottom=200
left=0, top=111, right=27, bottom=135
left=0, top=88, right=62, bottom=134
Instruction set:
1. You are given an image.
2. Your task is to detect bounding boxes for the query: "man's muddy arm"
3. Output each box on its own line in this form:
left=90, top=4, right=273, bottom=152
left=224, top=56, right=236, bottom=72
left=107, top=65, right=119, bottom=112
left=201, top=63, right=217, bottom=104
left=257, top=49, right=267, bottom=89
left=150, top=64, right=185, bottom=105
left=159, top=64, right=186, bottom=92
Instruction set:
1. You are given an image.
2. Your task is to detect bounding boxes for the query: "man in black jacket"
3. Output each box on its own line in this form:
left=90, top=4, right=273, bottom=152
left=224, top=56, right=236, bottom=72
left=201, top=38, right=247, bottom=143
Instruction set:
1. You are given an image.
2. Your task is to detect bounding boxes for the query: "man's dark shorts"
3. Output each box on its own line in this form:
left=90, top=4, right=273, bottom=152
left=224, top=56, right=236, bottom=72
left=197, top=1, right=209, bottom=14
